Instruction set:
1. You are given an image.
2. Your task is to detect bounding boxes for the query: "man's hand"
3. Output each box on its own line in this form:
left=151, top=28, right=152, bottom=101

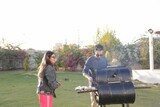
left=87, top=76, right=93, bottom=82
left=83, top=73, right=93, bottom=82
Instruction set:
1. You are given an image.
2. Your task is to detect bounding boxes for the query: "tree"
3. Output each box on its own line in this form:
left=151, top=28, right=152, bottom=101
left=153, top=37, right=160, bottom=69
left=96, top=28, right=123, bottom=64
left=23, top=53, right=30, bottom=71
left=134, top=37, right=149, bottom=69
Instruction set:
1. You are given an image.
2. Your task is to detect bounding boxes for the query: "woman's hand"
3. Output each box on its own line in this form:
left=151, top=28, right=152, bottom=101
left=57, top=82, right=61, bottom=87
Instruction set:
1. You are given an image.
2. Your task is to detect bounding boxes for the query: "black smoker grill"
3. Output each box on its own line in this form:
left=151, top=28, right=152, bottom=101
left=76, top=66, right=136, bottom=107
left=95, top=66, right=135, bottom=107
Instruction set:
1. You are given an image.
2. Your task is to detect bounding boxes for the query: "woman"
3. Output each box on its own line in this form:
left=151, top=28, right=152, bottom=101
left=37, top=51, right=61, bottom=107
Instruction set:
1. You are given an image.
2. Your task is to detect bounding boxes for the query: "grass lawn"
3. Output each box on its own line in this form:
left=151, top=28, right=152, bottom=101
left=0, top=71, right=160, bottom=107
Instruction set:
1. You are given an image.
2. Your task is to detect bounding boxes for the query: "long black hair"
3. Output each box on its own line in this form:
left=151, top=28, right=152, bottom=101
left=38, top=51, right=55, bottom=78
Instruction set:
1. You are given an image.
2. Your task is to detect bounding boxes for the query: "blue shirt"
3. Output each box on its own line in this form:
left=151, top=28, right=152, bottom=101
left=83, top=55, right=108, bottom=86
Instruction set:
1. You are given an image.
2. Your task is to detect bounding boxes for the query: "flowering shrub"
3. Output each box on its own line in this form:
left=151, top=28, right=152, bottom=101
left=0, top=49, right=26, bottom=70
left=64, top=49, right=93, bottom=71
left=54, top=44, right=93, bottom=71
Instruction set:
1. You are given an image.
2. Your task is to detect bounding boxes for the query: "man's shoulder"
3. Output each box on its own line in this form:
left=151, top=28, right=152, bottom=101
left=85, top=56, right=94, bottom=63
left=101, top=56, right=108, bottom=61
left=87, top=56, right=96, bottom=60
left=101, top=55, right=107, bottom=59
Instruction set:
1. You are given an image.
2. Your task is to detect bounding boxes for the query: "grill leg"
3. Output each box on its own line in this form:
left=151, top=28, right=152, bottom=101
left=122, top=104, right=125, bottom=107
left=99, top=105, right=106, bottom=107
left=126, top=104, right=129, bottom=107
left=122, top=104, right=130, bottom=107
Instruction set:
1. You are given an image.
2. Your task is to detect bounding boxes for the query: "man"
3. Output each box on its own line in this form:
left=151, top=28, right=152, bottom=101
left=82, top=44, right=108, bottom=107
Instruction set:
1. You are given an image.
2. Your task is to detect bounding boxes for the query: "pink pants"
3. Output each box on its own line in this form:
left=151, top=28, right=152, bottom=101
left=38, top=94, right=53, bottom=107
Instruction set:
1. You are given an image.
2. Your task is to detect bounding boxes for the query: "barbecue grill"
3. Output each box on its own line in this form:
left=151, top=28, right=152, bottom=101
left=76, top=66, right=136, bottom=107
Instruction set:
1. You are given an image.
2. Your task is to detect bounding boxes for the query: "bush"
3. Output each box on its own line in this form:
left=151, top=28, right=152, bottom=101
left=23, top=53, right=30, bottom=71
left=0, top=49, right=25, bottom=71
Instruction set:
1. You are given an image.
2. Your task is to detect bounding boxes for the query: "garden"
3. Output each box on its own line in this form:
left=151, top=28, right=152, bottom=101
left=0, top=30, right=160, bottom=107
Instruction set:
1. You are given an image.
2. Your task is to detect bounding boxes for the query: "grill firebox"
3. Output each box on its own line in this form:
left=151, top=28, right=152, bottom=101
left=76, top=66, right=136, bottom=107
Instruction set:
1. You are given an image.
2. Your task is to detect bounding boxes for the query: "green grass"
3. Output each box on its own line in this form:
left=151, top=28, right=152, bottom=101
left=0, top=71, right=160, bottom=107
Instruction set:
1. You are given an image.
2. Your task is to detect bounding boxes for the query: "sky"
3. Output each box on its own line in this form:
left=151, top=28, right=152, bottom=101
left=0, top=0, right=160, bottom=50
